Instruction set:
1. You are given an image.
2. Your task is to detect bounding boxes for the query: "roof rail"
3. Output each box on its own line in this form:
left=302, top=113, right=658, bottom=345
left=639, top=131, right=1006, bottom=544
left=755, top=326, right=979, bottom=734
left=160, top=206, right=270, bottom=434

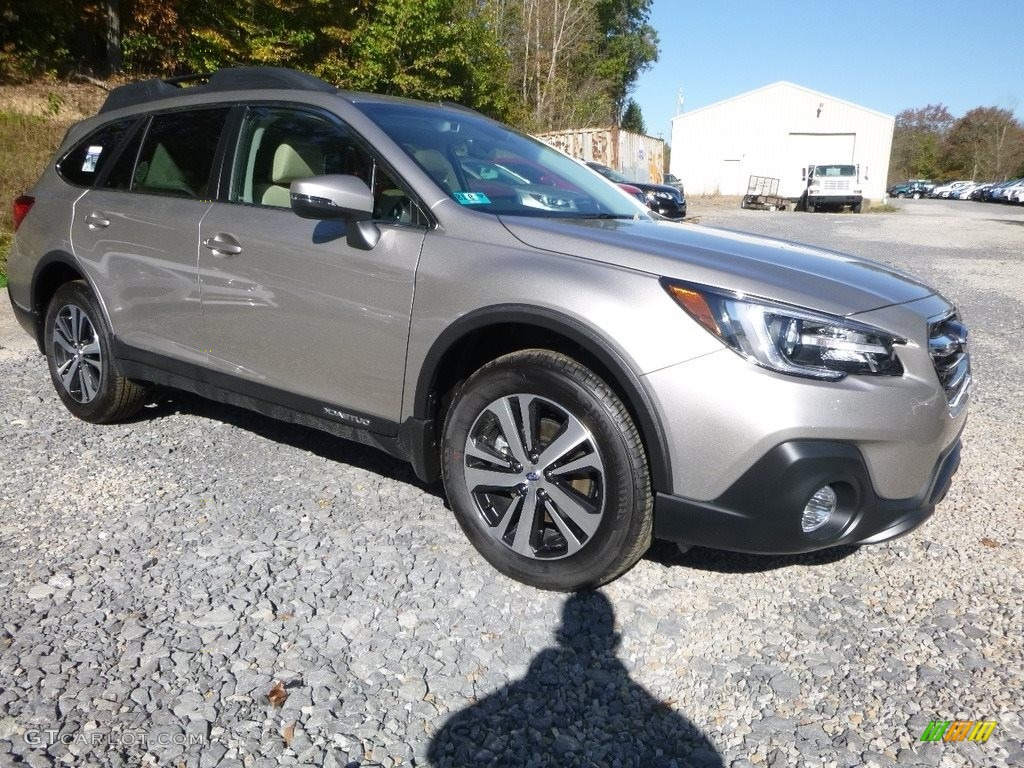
left=99, top=67, right=336, bottom=114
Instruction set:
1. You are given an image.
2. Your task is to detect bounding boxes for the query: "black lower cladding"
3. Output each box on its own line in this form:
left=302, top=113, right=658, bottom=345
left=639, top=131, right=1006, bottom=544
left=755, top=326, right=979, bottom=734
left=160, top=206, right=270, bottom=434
left=654, top=438, right=962, bottom=554
left=8, top=292, right=40, bottom=344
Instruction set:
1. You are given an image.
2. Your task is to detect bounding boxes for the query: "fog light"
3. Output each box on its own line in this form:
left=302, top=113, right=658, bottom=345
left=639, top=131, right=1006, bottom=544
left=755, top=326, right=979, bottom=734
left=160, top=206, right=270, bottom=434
left=802, top=485, right=837, bottom=533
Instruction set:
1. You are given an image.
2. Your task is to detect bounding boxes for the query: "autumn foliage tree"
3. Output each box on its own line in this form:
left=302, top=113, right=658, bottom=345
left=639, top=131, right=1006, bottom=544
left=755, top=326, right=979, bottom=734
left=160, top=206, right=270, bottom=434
left=0, top=0, right=654, bottom=128
left=889, top=103, right=1024, bottom=183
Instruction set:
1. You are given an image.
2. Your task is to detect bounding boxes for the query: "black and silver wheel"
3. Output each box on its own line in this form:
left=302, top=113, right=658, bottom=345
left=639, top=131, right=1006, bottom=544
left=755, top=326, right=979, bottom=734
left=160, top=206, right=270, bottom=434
left=44, top=281, right=149, bottom=423
left=441, top=350, right=652, bottom=591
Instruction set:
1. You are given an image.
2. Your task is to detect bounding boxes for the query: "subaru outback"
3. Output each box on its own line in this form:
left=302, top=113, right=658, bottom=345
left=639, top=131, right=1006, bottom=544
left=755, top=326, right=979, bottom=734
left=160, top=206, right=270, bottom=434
left=8, top=68, right=970, bottom=591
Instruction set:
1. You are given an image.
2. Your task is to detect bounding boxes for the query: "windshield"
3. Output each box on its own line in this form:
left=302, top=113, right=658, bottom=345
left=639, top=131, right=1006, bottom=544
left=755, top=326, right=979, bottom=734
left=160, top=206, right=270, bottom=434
left=356, top=101, right=646, bottom=219
left=814, top=165, right=856, bottom=177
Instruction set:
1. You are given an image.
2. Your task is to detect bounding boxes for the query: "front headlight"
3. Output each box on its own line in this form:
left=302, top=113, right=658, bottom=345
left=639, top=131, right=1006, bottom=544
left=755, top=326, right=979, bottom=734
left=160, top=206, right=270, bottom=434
left=664, top=282, right=905, bottom=380
left=647, top=190, right=674, bottom=201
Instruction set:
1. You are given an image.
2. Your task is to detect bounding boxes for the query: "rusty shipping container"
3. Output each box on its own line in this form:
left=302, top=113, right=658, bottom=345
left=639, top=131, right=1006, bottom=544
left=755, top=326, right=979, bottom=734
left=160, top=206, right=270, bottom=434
left=536, top=127, right=666, bottom=184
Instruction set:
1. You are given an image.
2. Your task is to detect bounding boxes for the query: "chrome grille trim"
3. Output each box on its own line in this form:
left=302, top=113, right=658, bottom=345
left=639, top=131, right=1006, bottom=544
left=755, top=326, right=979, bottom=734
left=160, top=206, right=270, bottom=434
left=928, top=311, right=971, bottom=413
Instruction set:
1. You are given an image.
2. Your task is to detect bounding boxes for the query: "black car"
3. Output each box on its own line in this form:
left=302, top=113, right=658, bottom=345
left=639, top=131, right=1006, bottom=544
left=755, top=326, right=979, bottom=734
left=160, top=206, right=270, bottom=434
left=586, top=161, right=686, bottom=219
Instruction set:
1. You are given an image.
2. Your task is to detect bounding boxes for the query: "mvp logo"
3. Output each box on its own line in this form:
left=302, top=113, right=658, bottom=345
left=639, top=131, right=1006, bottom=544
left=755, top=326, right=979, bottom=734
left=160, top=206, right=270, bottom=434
left=920, top=720, right=996, bottom=743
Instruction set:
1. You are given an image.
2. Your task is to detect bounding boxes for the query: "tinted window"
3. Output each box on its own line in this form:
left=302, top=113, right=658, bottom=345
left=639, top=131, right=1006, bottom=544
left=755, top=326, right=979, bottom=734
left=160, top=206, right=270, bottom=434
left=57, top=118, right=137, bottom=187
left=102, top=123, right=145, bottom=191
left=230, top=106, right=425, bottom=224
left=133, top=108, right=230, bottom=198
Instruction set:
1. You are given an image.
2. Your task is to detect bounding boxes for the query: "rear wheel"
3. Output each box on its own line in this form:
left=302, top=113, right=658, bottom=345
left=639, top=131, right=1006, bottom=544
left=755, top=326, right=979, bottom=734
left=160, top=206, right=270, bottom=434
left=807, top=203, right=816, bottom=213
left=44, top=281, right=149, bottom=423
left=912, top=192, right=922, bottom=199
left=441, top=350, right=652, bottom=591
left=852, top=202, right=862, bottom=213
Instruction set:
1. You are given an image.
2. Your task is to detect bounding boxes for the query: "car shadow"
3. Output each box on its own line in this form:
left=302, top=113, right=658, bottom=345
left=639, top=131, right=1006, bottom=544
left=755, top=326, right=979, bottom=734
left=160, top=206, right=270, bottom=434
left=136, top=389, right=446, bottom=500
left=644, top=539, right=860, bottom=574
left=427, top=590, right=724, bottom=767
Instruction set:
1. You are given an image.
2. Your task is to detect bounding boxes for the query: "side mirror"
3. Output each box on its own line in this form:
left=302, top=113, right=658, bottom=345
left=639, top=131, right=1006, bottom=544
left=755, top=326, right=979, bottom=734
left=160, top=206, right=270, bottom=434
left=290, top=175, right=380, bottom=250
left=291, top=175, right=373, bottom=220
left=801, top=167, right=807, bottom=181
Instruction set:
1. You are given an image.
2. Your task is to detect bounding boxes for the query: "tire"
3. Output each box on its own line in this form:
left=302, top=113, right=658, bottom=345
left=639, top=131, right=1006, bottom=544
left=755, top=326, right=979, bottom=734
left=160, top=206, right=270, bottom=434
left=807, top=203, right=816, bottom=213
left=912, top=192, right=922, bottom=199
left=44, top=281, right=149, bottom=423
left=852, top=202, right=862, bottom=214
left=896, top=192, right=905, bottom=199
left=441, top=349, right=652, bottom=591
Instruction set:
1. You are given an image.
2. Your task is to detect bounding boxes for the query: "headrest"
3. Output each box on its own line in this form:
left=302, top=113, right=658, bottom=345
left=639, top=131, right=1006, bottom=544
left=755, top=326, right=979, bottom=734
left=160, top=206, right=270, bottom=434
left=272, top=141, right=324, bottom=184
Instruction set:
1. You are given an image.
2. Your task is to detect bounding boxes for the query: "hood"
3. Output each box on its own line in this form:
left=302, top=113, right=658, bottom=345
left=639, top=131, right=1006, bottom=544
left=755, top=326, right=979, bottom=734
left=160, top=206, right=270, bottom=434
left=499, top=216, right=934, bottom=316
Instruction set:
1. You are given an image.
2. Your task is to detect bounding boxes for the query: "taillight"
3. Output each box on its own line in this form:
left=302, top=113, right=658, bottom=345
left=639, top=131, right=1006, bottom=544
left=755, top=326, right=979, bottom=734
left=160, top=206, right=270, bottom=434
left=13, top=195, right=35, bottom=231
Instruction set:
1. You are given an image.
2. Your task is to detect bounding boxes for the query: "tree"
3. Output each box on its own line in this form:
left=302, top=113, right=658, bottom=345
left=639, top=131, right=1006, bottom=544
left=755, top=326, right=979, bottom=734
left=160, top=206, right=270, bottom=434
left=343, top=0, right=518, bottom=121
left=620, top=99, right=645, bottom=133
left=941, top=106, right=1024, bottom=182
left=888, top=104, right=953, bottom=183
left=593, top=0, right=658, bottom=124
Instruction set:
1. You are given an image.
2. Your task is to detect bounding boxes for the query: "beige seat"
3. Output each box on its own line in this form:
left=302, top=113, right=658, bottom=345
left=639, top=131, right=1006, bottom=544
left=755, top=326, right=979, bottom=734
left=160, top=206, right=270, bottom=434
left=414, top=148, right=458, bottom=192
left=260, top=140, right=325, bottom=208
left=140, top=143, right=194, bottom=196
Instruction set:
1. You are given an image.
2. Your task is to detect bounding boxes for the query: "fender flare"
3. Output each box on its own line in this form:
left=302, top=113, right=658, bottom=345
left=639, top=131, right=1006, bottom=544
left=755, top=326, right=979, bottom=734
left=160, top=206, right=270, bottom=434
left=413, top=304, right=673, bottom=493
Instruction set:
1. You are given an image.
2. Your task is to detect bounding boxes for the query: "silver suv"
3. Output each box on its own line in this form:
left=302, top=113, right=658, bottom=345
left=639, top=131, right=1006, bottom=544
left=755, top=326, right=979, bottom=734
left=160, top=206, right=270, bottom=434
left=8, top=68, right=970, bottom=591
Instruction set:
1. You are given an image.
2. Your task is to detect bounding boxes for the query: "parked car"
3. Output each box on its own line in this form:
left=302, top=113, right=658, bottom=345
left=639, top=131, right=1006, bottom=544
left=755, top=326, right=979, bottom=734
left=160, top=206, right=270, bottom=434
left=887, top=182, right=929, bottom=199
left=664, top=173, right=685, bottom=196
left=1001, top=178, right=1024, bottom=204
left=929, top=180, right=973, bottom=199
left=586, top=161, right=686, bottom=219
left=8, top=67, right=970, bottom=590
left=968, top=183, right=994, bottom=201
left=979, top=180, right=1014, bottom=202
left=949, top=183, right=978, bottom=200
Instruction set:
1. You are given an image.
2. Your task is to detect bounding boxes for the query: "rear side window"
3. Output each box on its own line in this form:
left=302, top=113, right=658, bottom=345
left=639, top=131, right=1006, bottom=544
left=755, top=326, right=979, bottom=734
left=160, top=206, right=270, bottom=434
left=57, top=118, right=137, bottom=187
left=132, top=108, right=230, bottom=198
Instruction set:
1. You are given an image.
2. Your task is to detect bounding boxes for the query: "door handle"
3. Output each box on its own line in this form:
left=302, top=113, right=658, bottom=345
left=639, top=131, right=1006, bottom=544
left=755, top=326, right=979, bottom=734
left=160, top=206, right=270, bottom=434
left=202, top=234, right=243, bottom=257
left=85, top=212, right=110, bottom=229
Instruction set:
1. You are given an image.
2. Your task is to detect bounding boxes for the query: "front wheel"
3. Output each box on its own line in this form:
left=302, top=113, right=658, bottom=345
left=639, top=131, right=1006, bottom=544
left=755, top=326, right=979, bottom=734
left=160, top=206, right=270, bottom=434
left=912, top=192, right=922, bottom=199
left=44, top=281, right=149, bottom=423
left=441, top=350, right=652, bottom=591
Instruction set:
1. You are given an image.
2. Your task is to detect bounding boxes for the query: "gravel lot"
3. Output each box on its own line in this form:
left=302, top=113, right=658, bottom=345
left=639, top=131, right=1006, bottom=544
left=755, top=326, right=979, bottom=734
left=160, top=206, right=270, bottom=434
left=1, top=198, right=1022, bottom=767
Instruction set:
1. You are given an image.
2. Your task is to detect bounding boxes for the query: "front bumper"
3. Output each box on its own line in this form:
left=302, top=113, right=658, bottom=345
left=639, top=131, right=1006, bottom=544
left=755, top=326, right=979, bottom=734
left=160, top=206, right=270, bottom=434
left=654, top=437, right=961, bottom=553
left=808, top=194, right=862, bottom=206
left=650, top=201, right=686, bottom=219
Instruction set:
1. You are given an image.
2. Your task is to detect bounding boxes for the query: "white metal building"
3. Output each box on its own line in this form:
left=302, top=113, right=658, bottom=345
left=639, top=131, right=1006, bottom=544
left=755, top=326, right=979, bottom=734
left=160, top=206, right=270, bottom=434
left=670, top=82, right=894, bottom=200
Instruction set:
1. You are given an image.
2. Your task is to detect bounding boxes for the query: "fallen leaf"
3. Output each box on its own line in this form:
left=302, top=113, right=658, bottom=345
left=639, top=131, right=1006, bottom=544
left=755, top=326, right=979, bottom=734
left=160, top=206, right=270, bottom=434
left=277, top=612, right=295, bottom=621
left=980, top=538, right=1000, bottom=548
left=267, top=679, right=288, bottom=708
left=282, top=721, right=295, bottom=747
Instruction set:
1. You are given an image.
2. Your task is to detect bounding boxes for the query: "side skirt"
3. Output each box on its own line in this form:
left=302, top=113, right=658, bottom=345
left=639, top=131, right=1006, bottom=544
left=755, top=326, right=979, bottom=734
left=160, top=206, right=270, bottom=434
left=112, top=340, right=438, bottom=479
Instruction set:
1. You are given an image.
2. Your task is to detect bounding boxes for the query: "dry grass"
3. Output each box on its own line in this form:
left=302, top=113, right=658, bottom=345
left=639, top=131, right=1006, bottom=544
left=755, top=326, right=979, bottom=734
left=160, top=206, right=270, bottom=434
left=0, top=80, right=107, bottom=286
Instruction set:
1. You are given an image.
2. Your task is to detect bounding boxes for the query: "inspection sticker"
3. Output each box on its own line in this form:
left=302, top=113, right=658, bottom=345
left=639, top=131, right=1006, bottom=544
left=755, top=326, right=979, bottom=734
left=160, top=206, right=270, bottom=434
left=453, top=191, right=491, bottom=205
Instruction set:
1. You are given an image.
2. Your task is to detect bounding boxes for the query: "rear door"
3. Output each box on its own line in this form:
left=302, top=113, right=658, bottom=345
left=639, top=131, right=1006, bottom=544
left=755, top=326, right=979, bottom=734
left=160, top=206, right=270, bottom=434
left=198, top=105, right=428, bottom=426
left=70, top=107, right=231, bottom=362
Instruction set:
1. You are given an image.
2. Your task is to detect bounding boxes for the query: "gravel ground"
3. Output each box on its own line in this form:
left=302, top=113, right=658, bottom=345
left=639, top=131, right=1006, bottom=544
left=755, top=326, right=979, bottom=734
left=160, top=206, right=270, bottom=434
left=1, top=198, right=1022, bottom=767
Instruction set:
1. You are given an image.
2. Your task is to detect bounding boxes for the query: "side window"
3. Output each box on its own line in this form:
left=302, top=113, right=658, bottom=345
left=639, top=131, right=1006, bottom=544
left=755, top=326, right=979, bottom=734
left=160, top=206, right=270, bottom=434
left=102, top=122, right=145, bottom=191
left=231, top=106, right=426, bottom=225
left=133, top=108, right=230, bottom=198
left=57, top=118, right=137, bottom=187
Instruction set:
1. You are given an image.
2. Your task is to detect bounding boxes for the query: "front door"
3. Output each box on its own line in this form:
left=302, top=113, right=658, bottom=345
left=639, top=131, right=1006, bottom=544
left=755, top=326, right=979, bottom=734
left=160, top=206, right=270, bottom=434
left=198, top=106, right=428, bottom=427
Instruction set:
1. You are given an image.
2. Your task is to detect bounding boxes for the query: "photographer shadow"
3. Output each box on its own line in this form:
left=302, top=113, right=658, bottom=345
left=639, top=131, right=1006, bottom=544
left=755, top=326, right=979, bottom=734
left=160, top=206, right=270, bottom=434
left=427, top=591, right=724, bottom=767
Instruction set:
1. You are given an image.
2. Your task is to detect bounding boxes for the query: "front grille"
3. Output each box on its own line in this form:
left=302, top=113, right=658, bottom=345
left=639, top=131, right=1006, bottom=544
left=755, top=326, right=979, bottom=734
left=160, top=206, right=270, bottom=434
left=928, top=312, right=971, bottom=410
left=822, top=179, right=849, bottom=192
